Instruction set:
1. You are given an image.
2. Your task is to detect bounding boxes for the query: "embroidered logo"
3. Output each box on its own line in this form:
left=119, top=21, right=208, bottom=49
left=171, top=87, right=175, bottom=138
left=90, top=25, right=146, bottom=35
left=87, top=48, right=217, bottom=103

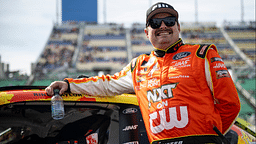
left=173, top=52, right=191, bottom=60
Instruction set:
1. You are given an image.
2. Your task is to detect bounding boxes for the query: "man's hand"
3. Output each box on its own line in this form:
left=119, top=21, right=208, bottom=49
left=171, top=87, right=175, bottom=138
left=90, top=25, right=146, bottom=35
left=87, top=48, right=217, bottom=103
left=45, top=81, right=68, bottom=96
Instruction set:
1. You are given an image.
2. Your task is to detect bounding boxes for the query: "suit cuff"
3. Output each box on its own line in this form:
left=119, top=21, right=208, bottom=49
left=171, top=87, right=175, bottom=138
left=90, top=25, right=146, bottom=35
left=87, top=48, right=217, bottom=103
left=63, top=79, right=71, bottom=93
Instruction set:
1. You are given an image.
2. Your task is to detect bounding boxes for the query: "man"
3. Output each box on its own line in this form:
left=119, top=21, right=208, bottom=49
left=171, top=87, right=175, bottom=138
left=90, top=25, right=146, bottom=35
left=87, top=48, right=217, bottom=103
left=46, top=2, right=240, bottom=144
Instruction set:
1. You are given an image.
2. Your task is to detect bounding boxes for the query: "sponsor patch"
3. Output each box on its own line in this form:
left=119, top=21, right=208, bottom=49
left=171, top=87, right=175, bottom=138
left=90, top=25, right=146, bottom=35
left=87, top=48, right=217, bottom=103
left=148, top=78, right=160, bottom=88
left=86, top=133, right=98, bottom=144
left=149, top=105, right=189, bottom=134
left=216, top=70, right=230, bottom=79
left=196, top=44, right=210, bottom=59
left=211, top=57, right=223, bottom=63
left=173, top=52, right=191, bottom=60
left=213, top=63, right=226, bottom=69
left=169, top=75, right=190, bottom=79
left=172, top=59, right=191, bottom=68
left=153, top=140, right=183, bottom=144
left=122, top=125, right=138, bottom=131
left=147, top=83, right=177, bottom=108
left=122, top=108, right=138, bottom=114
left=123, top=141, right=139, bottom=144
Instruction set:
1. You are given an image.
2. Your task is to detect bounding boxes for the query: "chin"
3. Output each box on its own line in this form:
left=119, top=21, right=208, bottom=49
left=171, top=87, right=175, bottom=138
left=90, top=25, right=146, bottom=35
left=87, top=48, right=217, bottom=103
left=158, top=40, right=171, bottom=45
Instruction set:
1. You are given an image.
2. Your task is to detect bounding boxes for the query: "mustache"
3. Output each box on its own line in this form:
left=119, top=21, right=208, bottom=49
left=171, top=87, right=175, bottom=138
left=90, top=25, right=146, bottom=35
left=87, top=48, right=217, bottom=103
left=155, top=28, right=173, bottom=35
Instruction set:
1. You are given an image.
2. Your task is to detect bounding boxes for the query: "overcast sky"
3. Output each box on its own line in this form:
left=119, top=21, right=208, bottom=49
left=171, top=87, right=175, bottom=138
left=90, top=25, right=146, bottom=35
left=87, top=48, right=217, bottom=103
left=0, top=0, right=255, bottom=75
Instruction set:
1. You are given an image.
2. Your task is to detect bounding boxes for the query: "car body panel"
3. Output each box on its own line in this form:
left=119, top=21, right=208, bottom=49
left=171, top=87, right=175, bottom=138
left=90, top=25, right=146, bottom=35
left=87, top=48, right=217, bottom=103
left=0, top=86, right=255, bottom=144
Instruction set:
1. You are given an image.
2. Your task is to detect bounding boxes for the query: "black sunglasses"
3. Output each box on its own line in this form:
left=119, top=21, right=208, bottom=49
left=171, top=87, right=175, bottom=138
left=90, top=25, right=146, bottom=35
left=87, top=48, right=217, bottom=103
left=147, top=16, right=177, bottom=29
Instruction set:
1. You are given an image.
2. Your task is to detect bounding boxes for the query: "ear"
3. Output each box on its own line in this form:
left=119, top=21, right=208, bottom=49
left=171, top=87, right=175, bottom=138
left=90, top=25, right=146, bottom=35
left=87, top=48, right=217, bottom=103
left=144, top=28, right=149, bottom=38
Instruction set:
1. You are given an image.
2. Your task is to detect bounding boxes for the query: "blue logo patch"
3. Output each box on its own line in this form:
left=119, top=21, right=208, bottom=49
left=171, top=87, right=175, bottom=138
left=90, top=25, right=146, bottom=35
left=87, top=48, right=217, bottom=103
left=173, top=52, right=191, bottom=60
left=122, top=108, right=138, bottom=114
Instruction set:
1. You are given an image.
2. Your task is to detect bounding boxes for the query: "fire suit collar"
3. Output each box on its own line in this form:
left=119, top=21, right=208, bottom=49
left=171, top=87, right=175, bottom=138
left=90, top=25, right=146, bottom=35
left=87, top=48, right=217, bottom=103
left=154, top=38, right=184, bottom=57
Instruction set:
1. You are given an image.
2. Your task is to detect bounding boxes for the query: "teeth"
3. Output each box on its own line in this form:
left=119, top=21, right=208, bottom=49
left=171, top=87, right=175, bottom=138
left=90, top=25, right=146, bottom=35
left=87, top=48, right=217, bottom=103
left=160, top=32, right=169, bottom=35
left=157, top=32, right=170, bottom=36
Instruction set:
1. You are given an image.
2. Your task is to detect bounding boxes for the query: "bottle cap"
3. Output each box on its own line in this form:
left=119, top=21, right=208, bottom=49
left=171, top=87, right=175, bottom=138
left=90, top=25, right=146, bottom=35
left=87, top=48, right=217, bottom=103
left=53, top=89, right=60, bottom=95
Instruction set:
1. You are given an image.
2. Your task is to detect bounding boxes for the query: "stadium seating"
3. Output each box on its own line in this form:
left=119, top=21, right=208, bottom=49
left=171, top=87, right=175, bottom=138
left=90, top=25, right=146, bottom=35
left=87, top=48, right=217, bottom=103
left=77, top=62, right=126, bottom=70
left=76, top=24, right=127, bottom=72
left=84, top=24, right=124, bottom=36
left=130, top=23, right=152, bottom=57
left=224, top=21, right=255, bottom=66
left=31, top=23, right=80, bottom=80
left=181, top=22, right=247, bottom=67
left=88, top=39, right=126, bottom=47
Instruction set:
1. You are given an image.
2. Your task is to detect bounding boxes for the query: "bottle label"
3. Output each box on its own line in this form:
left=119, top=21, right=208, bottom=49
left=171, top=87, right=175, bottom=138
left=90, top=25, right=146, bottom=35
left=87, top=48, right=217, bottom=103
left=52, top=101, right=64, bottom=120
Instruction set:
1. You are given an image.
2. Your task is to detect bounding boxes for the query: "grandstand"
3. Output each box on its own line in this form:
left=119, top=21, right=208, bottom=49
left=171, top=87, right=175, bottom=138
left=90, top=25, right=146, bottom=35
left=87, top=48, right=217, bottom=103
left=223, top=21, right=255, bottom=67
left=181, top=22, right=246, bottom=67
left=77, top=24, right=127, bottom=72
left=130, top=23, right=152, bottom=57
left=0, top=20, right=255, bottom=128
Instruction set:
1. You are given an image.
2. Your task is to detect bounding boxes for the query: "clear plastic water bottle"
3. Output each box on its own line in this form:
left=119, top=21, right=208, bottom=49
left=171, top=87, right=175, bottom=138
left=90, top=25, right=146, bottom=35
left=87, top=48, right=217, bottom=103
left=51, top=89, right=65, bottom=120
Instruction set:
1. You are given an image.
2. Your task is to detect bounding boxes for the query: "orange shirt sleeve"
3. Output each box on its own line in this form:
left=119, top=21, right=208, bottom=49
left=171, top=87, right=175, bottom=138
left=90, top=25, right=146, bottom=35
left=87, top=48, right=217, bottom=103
left=206, top=47, right=241, bottom=134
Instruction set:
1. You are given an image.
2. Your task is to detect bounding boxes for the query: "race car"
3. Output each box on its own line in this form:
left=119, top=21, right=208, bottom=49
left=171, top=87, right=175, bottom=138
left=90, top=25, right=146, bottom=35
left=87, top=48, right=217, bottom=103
left=0, top=86, right=255, bottom=144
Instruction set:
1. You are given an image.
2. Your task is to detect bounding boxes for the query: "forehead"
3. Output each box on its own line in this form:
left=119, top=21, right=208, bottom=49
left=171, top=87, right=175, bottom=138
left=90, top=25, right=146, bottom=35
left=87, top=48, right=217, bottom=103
left=152, top=13, right=172, bottom=19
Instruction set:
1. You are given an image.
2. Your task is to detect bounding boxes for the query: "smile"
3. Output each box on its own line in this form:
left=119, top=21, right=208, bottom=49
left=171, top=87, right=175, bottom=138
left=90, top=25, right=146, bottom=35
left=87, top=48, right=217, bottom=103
left=156, top=30, right=173, bottom=36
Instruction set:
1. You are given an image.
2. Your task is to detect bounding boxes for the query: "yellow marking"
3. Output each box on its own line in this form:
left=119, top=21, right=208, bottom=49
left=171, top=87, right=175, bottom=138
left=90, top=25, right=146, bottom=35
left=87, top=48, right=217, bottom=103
left=0, top=92, right=14, bottom=105
left=0, top=91, right=138, bottom=106
left=23, top=89, right=41, bottom=92
left=94, top=94, right=139, bottom=105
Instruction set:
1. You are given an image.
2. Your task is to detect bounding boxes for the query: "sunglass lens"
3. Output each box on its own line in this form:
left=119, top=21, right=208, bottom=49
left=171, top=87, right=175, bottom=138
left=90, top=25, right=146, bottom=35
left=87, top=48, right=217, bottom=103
left=149, top=17, right=176, bottom=29
left=164, top=19, right=175, bottom=27
left=150, top=19, right=161, bottom=29
left=166, top=17, right=176, bottom=26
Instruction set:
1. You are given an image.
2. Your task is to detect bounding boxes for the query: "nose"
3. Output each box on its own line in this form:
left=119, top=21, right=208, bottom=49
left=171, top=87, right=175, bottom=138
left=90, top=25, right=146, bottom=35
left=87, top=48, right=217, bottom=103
left=159, top=21, right=167, bottom=29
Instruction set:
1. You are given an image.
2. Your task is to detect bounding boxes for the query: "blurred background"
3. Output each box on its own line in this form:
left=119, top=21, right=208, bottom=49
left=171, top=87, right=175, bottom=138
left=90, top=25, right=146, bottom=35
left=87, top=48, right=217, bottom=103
left=0, top=0, right=255, bottom=131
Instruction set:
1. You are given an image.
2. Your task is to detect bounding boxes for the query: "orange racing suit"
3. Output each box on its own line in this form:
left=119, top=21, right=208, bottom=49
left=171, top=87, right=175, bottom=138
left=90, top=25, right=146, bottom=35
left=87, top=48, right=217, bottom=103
left=65, top=39, right=240, bottom=143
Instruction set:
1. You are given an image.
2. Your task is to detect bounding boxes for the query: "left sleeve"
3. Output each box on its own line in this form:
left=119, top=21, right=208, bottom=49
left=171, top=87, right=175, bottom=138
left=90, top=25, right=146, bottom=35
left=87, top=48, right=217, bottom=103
left=205, top=46, right=240, bottom=134
left=65, top=63, right=135, bottom=96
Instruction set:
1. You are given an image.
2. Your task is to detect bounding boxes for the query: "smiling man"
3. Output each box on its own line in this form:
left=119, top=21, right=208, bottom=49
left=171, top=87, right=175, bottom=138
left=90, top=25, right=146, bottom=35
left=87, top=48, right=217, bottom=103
left=145, top=12, right=180, bottom=49
left=145, top=4, right=180, bottom=50
left=46, top=2, right=240, bottom=144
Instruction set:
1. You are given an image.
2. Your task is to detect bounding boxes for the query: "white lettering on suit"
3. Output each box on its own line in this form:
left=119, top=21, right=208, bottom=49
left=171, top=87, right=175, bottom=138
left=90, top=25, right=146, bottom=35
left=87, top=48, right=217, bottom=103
left=149, top=106, right=189, bottom=134
left=147, top=84, right=177, bottom=107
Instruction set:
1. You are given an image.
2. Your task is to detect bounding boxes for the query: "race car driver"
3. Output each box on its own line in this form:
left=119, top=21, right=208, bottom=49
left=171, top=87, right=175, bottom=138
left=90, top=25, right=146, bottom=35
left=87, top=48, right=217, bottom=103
left=46, top=2, right=241, bottom=144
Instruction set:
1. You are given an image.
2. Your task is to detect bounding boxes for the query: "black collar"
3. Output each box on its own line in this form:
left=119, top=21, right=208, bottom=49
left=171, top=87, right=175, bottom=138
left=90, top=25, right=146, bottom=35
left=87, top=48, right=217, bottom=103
left=154, top=38, right=184, bottom=57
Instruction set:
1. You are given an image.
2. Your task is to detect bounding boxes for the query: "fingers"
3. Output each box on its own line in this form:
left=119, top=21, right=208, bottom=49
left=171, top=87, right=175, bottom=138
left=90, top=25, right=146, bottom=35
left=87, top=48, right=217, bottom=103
left=45, top=81, right=68, bottom=96
left=45, top=84, right=54, bottom=96
left=59, top=83, right=68, bottom=95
